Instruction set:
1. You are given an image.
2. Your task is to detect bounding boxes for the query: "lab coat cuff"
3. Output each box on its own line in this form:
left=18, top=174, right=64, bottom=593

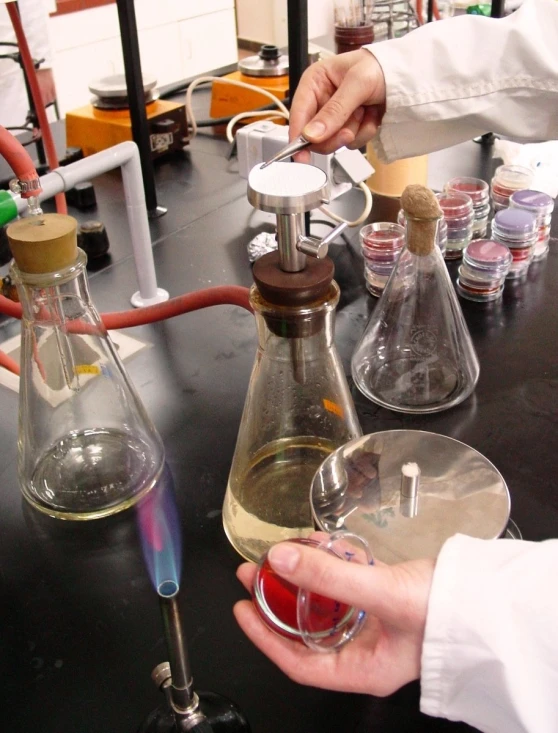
left=419, top=533, right=463, bottom=718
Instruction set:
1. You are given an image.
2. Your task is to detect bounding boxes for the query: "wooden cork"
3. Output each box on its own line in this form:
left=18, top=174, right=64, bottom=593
left=400, top=184, right=442, bottom=257
left=7, top=213, right=78, bottom=274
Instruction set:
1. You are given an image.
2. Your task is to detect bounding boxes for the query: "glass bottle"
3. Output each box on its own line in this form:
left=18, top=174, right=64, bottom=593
left=222, top=282, right=361, bottom=562
left=351, top=184, right=480, bottom=414
left=7, top=213, right=164, bottom=519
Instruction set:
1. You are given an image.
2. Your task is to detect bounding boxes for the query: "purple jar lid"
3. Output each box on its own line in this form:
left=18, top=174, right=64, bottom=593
left=464, top=239, right=512, bottom=266
left=493, top=208, right=537, bottom=235
left=509, top=189, right=554, bottom=214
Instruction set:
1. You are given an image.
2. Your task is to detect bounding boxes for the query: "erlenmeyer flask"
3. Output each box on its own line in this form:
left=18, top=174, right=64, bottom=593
left=222, top=160, right=362, bottom=562
left=222, top=283, right=361, bottom=562
left=351, top=184, right=479, bottom=413
left=7, top=213, right=165, bottom=519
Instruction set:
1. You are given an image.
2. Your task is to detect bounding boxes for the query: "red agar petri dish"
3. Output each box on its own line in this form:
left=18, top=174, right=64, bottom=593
left=252, top=534, right=370, bottom=650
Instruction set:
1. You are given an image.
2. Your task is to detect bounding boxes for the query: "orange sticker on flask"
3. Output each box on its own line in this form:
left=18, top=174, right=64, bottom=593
left=323, top=398, right=344, bottom=418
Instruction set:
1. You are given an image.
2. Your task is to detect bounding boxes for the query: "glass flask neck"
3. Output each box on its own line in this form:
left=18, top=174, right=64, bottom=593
left=12, top=249, right=96, bottom=325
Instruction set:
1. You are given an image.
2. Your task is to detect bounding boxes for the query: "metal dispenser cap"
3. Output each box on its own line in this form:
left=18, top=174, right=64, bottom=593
left=248, top=162, right=329, bottom=215
left=310, top=430, right=511, bottom=564
left=89, top=73, right=157, bottom=98
left=238, top=45, right=289, bottom=77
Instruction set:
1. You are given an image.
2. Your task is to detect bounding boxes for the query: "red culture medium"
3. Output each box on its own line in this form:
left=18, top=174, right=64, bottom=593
left=252, top=538, right=350, bottom=642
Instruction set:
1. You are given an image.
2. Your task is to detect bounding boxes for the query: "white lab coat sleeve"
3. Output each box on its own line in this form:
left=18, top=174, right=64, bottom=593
left=17, top=0, right=53, bottom=68
left=364, top=0, right=558, bottom=162
left=420, top=533, right=558, bottom=733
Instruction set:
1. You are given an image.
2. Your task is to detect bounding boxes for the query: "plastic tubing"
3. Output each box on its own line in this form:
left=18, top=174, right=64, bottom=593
left=0, top=285, right=253, bottom=376
left=6, top=2, right=67, bottom=214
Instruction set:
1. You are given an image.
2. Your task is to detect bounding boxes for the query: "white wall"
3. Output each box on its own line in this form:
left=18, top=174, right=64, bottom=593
left=236, top=0, right=334, bottom=47
left=49, top=0, right=239, bottom=116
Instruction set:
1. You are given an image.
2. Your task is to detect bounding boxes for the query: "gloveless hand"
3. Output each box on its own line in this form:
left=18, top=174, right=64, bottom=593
left=288, top=49, right=387, bottom=163
left=234, top=536, right=435, bottom=697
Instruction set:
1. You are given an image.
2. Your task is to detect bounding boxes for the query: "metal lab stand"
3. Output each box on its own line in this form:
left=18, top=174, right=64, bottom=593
left=371, top=0, right=419, bottom=40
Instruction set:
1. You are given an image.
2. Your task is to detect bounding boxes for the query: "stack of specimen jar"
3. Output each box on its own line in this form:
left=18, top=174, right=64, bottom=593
left=490, top=164, right=534, bottom=212
left=359, top=222, right=405, bottom=296
left=491, top=208, right=538, bottom=279
left=436, top=191, right=474, bottom=260
left=509, top=189, right=554, bottom=261
left=445, top=177, right=490, bottom=239
left=456, top=239, right=512, bottom=302
left=397, top=209, right=448, bottom=256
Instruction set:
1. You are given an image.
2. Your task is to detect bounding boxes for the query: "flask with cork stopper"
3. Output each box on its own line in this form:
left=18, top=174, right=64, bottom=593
left=351, top=184, right=480, bottom=414
left=7, top=213, right=164, bottom=520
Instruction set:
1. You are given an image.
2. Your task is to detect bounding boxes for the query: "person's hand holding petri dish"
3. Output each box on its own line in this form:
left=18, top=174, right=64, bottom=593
left=234, top=531, right=435, bottom=697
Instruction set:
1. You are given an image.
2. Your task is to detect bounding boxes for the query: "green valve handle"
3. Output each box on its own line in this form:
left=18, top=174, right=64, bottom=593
left=466, top=4, right=491, bottom=14
left=0, top=190, right=18, bottom=227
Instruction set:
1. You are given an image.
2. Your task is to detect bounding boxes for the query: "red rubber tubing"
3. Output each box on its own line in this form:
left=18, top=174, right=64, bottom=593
left=0, top=349, right=21, bottom=376
left=0, top=285, right=253, bottom=376
left=101, top=286, right=253, bottom=329
left=7, top=2, right=67, bottom=214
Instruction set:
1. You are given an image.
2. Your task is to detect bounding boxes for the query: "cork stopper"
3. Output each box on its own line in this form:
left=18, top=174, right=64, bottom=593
left=400, top=184, right=442, bottom=257
left=7, top=213, right=78, bottom=274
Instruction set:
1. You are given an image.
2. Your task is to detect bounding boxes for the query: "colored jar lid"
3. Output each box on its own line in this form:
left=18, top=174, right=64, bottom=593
left=445, top=176, right=489, bottom=205
left=509, top=189, right=554, bottom=215
left=493, top=208, right=537, bottom=236
left=493, top=164, right=533, bottom=188
left=436, top=191, right=474, bottom=217
left=464, top=239, right=512, bottom=267
left=360, top=222, right=405, bottom=255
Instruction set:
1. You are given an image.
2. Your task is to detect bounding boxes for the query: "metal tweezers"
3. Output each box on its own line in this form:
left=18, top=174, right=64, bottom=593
left=260, top=135, right=311, bottom=168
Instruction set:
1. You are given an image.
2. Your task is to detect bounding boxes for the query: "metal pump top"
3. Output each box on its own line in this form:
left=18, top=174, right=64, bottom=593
left=247, top=161, right=347, bottom=305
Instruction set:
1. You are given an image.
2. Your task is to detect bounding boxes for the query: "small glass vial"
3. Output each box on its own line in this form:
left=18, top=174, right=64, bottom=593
left=397, top=208, right=448, bottom=256
left=490, top=165, right=534, bottom=213
left=445, top=176, right=490, bottom=239
left=491, top=208, right=537, bottom=279
left=253, top=532, right=371, bottom=651
left=359, top=222, right=405, bottom=297
left=436, top=191, right=474, bottom=260
left=457, top=239, right=512, bottom=302
left=509, top=189, right=554, bottom=261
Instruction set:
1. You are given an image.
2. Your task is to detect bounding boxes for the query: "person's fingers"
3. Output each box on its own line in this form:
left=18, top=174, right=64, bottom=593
left=288, top=61, right=335, bottom=142
left=233, top=599, right=355, bottom=691
left=301, top=58, right=385, bottom=145
left=346, top=106, right=384, bottom=150
left=267, top=542, right=433, bottom=629
left=295, top=108, right=368, bottom=157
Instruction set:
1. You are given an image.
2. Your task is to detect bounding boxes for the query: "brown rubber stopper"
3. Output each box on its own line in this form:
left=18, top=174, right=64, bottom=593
left=253, top=251, right=334, bottom=306
left=400, top=184, right=442, bottom=257
left=7, top=213, right=78, bottom=274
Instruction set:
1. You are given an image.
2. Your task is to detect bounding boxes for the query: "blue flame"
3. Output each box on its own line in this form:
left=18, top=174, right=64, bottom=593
left=136, top=464, right=182, bottom=594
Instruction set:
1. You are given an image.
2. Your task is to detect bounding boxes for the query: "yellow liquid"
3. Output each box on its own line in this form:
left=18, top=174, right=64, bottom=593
left=223, top=437, right=336, bottom=562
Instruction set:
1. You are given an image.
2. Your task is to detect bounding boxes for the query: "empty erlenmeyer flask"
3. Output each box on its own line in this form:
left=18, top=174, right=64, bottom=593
left=7, top=213, right=165, bottom=519
left=351, top=184, right=480, bottom=413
